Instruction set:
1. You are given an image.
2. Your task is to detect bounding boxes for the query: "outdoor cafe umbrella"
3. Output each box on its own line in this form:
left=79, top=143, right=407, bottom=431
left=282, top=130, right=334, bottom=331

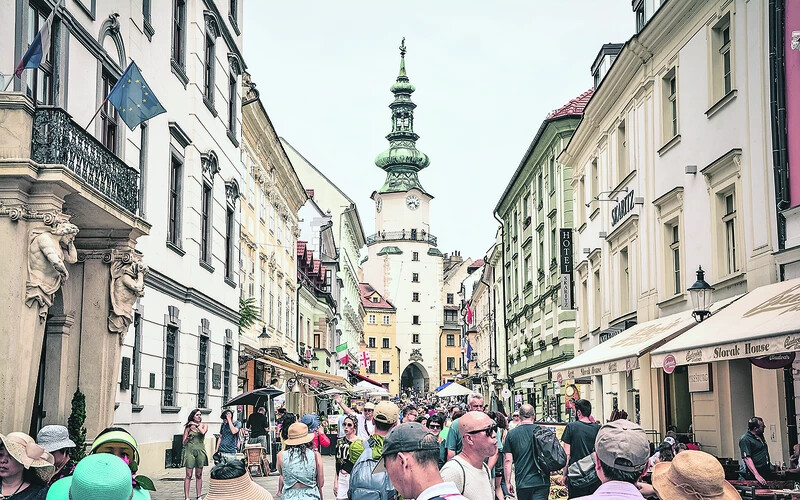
left=223, top=385, right=284, bottom=407
left=435, top=382, right=472, bottom=398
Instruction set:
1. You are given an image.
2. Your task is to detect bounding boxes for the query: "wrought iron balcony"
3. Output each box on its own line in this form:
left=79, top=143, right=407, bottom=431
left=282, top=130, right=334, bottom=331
left=366, top=229, right=437, bottom=246
left=31, top=107, right=139, bottom=213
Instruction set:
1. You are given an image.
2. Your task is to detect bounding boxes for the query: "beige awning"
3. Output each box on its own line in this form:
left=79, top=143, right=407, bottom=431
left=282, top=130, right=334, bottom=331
left=553, top=295, right=740, bottom=380
left=247, top=351, right=352, bottom=390
left=651, top=277, right=800, bottom=368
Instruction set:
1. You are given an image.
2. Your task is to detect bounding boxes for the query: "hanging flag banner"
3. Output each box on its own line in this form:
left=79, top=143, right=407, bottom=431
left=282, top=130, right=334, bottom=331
left=359, top=350, right=371, bottom=367
left=336, top=343, right=348, bottom=362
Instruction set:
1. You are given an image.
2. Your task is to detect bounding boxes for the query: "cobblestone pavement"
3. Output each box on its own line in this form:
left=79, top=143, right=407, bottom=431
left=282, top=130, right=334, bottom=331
left=149, top=454, right=337, bottom=499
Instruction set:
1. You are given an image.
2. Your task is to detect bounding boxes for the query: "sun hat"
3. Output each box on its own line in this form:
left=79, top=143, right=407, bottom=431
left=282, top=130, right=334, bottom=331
left=652, top=450, right=739, bottom=500
left=363, top=402, right=376, bottom=410
left=283, top=422, right=314, bottom=446
left=0, top=432, right=55, bottom=483
left=373, top=401, right=399, bottom=424
left=206, top=462, right=273, bottom=500
left=37, top=425, right=77, bottom=453
left=372, top=422, right=439, bottom=474
left=90, top=430, right=140, bottom=465
left=594, top=419, right=650, bottom=472
left=300, top=414, right=321, bottom=432
left=46, top=453, right=150, bottom=500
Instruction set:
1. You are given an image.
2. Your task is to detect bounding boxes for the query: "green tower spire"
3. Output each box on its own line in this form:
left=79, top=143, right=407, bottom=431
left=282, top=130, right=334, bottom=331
left=374, top=38, right=431, bottom=195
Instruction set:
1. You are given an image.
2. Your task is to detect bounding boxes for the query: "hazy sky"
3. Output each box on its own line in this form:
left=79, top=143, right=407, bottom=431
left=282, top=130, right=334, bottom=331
left=244, top=1, right=635, bottom=260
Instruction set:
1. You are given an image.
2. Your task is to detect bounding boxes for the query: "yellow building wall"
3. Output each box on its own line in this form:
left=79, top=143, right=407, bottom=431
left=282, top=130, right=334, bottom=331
left=362, top=310, right=399, bottom=396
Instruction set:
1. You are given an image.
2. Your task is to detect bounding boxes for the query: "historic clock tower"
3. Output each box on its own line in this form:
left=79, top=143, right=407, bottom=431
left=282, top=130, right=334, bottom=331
left=362, top=39, right=444, bottom=393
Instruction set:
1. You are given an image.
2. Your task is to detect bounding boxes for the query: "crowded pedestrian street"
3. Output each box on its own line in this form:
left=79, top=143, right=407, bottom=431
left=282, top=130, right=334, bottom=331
left=3, top=0, right=800, bottom=499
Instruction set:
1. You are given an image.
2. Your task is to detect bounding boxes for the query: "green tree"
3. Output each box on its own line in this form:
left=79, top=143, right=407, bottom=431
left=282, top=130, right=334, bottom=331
left=239, top=296, right=259, bottom=334
left=67, top=389, right=87, bottom=461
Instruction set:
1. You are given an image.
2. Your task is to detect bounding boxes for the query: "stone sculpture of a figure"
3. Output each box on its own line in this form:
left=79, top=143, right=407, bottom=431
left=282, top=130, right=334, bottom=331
left=26, top=222, right=79, bottom=320
left=108, top=255, right=147, bottom=336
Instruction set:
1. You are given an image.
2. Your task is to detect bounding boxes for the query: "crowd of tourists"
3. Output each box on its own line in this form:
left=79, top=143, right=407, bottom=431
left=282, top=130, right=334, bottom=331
left=0, top=396, right=774, bottom=499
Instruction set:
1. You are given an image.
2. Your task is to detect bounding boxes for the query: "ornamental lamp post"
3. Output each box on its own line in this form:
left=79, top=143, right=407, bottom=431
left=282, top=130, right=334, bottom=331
left=688, top=266, right=714, bottom=322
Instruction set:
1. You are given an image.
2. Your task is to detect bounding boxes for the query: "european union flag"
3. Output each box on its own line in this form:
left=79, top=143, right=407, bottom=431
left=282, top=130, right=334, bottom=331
left=106, top=61, right=166, bottom=130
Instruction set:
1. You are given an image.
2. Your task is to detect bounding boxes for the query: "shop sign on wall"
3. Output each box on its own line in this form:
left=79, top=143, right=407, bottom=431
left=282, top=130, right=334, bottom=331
left=688, top=363, right=712, bottom=392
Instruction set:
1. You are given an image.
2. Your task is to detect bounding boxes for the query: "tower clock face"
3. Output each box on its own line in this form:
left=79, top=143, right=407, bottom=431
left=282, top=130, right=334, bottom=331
left=376, top=197, right=382, bottom=213
left=406, top=194, right=421, bottom=210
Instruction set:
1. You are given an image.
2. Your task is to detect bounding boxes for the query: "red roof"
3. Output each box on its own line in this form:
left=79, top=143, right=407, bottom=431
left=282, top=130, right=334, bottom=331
left=546, top=89, right=594, bottom=120
left=359, top=283, right=395, bottom=310
left=468, top=259, right=485, bottom=272
left=297, top=241, right=307, bottom=256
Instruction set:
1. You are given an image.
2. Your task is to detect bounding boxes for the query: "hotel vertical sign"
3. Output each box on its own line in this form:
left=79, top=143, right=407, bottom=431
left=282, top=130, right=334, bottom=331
left=560, top=228, right=573, bottom=309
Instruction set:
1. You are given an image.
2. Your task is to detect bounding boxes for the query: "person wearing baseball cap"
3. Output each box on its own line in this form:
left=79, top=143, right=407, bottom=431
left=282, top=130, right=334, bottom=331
left=373, top=422, right=467, bottom=500
left=348, top=401, right=399, bottom=465
left=572, top=419, right=651, bottom=499
left=334, top=394, right=376, bottom=440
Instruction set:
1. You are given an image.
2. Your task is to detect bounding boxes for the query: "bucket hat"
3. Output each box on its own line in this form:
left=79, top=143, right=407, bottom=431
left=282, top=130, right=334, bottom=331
left=652, top=450, right=739, bottom=500
left=46, top=454, right=150, bottom=500
left=0, top=432, right=55, bottom=483
left=205, top=470, right=272, bottom=500
left=300, top=414, right=320, bottom=432
left=283, top=423, right=314, bottom=446
left=90, top=430, right=140, bottom=465
left=37, top=425, right=77, bottom=453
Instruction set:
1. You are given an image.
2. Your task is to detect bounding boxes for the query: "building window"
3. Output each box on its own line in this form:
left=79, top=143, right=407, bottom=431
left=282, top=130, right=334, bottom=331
left=25, top=2, right=55, bottom=105
left=382, top=361, right=390, bottom=374
left=550, top=224, right=557, bottom=264
left=537, top=175, right=543, bottom=207
left=444, top=310, right=457, bottom=323
left=538, top=229, right=544, bottom=270
left=634, top=0, right=645, bottom=32
left=198, top=333, right=209, bottom=408
left=163, top=325, right=177, bottom=406
left=269, top=276, right=274, bottom=326
left=670, top=224, right=681, bottom=296
left=412, top=251, right=419, bottom=261
left=619, top=247, right=629, bottom=315
left=201, top=183, right=212, bottom=264
left=663, top=70, right=678, bottom=140
left=131, top=312, right=142, bottom=405
left=382, top=338, right=390, bottom=349
left=593, top=269, right=601, bottom=329
left=203, top=33, right=215, bottom=104
left=617, top=120, right=627, bottom=182
left=549, top=157, right=556, bottom=194
left=712, top=14, right=733, bottom=102
left=167, top=151, right=183, bottom=246
left=228, top=72, right=237, bottom=134
left=368, top=361, right=376, bottom=374
left=325, top=270, right=332, bottom=292
left=229, top=0, right=237, bottom=28
left=412, top=333, right=420, bottom=344
left=578, top=176, right=586, bottom=224
left=412, top=272, right=419, bottom=282
left=412, top=292, right=420, bottom=302
left=371, top=296, right=380, bottom=303
left=277, top=295, right=282, bottom=332
left=446, top=334, right=455, bottom=347
left=313, top=333, right=321, bottom=349
left=447, top=357, right=455, bottom=371
left=285, top=294, right=291, bottom=337
left=223, top=343, right=232, bottom=403
left=382, top=315, right=390, bottom=325
left=269, top=202, right=275, bottom=232
left=225, top=207, right=234, bottom=279
left=722, top=191, right=738, bottom=275
left=523, top=194, right=529, bottom=219
left=524, top=255, right=531, bottom=284
left=412, top=315, right=419, bottom=325
left=171, top=0, right=186, bottom=68
left=368, top=337, right=376, bottom=348
left=259, top=266, right=265, bottom=313
left=100, top=71, right=119, bottom=154
left=591, top=158, right=599, bottom=201
left=447, top=293, right=454, bottom=304
left=368, top=314, right=376, bottom=324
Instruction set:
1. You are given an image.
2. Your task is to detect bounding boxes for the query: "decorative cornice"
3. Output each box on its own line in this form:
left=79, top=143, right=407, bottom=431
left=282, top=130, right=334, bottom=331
left=203, top=10, right=220, bottom=38
left=0, top=202, right=69, bottom=226
left=144, top=267, right=239, bottom=324
left=77, top=248, right=140, bottom=264
left=225, top=179, right=240, bottom=205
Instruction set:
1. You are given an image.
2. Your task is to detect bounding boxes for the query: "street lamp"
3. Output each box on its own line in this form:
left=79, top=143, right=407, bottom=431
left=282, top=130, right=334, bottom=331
left=259, top=325, right=270, bottom=338
left=688, top=266, right=714, bottom=322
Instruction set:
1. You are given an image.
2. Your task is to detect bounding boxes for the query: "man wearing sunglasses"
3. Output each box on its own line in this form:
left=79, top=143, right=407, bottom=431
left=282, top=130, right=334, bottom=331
left=445, top=394, right=485, bottom=461
left=440, top=412, right=496, bottom=499
left=334, top=393, right=376, bottom=440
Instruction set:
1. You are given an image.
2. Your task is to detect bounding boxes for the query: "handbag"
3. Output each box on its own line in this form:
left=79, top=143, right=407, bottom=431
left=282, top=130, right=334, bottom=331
left=567, top=453, right=600, bottom=490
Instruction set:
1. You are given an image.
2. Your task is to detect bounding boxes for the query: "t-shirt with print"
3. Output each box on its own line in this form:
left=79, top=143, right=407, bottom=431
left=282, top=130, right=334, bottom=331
left=561, top=420, right=600, bottom=466
left=440, top=455, right=493, bottom=500
left=503, top=423, right=548, bottom=488
left=336, top=436, right=360, bottom=474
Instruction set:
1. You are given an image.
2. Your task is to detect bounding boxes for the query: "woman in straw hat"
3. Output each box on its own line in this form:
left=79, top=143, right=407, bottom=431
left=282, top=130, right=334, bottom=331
left=0, top=432, right=54, bottom=499
left=651, top=449, right=740, bottom=500
left=205, top=458, right=272, bottom=500
left=46, top=454, right=149, bottom=500
left=277, top=423, right=324, bottom=500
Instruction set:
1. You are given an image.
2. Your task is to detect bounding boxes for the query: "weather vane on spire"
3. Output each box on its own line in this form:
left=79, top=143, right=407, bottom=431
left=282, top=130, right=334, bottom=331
left=399, top=37, right=406, bottom=57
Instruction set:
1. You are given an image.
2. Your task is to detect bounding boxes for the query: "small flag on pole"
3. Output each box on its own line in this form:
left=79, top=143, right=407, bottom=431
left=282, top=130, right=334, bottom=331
left=15, top=3, right=58, bottom=78
left=106, top=61, right=166, bottom=130
left=336, top=343, right=348, bottom=362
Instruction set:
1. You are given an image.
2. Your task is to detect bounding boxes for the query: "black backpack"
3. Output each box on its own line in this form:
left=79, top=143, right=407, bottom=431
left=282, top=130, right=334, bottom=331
left=532, top=425, right=567, bottom=473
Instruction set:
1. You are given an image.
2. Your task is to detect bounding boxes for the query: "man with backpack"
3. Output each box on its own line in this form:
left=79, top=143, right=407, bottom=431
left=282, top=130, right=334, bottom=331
left=562, top=399, right=601, bottom=498
left=440, top=411, right=496, bottom=499
left=348, top=401, right=399, bottom=499
left=504, top=403, right=565, bottom=500
left=373, top=422, right=468, bottom=500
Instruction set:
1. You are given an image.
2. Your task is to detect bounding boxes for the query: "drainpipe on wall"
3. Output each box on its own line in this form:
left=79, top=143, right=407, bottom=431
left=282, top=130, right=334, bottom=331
left=770, top=0, right=791, bottom=250
left=493, top=211, right=512, bottom=404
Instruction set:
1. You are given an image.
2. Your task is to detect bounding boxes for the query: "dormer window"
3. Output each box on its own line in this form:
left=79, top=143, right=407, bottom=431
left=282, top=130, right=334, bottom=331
left=372, top=296, right=380, bottom=303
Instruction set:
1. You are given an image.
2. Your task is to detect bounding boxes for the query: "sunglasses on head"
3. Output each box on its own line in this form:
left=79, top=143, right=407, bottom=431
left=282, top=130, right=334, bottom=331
left=466, top=424, right=497, bottom=437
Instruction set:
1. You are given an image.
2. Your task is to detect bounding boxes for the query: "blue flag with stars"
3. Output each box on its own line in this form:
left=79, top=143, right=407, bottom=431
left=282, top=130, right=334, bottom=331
left=106, top=61, right=166, bottom=130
